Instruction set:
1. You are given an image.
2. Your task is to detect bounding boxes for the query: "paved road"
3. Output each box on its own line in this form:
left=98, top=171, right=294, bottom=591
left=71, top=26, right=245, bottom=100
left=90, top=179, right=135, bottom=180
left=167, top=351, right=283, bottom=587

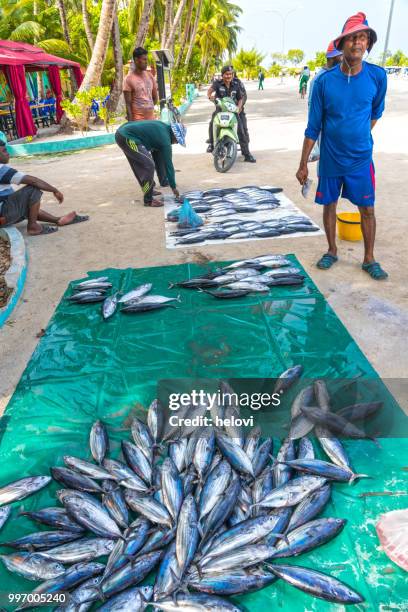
left=1, top=77, right=407, bottom=412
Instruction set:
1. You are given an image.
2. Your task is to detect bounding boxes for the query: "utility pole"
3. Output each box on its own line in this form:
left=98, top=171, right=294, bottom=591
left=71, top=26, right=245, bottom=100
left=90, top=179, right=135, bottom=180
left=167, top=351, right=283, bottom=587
left=268, top=7, right=298, bottom=84
left=382, top=0, right=396, bottom=66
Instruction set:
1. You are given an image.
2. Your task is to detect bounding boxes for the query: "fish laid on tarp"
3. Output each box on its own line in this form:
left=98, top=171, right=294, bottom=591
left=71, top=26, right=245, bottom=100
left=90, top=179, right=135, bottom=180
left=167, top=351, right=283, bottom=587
left=118, top=284, right=153, bottom=303
left=0, top=476, right=51, bottom=507
left=0, top=389, right=371, bottom=607
left=266, top=564, right=364, bottom=604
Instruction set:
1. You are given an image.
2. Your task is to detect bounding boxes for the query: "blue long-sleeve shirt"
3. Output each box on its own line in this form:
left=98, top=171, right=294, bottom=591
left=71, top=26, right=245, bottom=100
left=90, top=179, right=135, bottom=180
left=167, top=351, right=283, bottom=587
left=305, top=62, right=387, bottom=177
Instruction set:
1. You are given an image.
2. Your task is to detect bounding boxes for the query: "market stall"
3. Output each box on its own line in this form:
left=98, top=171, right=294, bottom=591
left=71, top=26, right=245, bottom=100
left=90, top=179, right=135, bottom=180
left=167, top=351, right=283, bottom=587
left=0, top=40, right=83, bottom=139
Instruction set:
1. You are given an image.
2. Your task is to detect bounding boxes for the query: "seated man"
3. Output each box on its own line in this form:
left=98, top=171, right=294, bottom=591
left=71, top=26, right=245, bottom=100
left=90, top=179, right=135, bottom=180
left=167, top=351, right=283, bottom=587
left=0, top=139, right=88, bottom=235
left=115, top=119, right=185, bottom=207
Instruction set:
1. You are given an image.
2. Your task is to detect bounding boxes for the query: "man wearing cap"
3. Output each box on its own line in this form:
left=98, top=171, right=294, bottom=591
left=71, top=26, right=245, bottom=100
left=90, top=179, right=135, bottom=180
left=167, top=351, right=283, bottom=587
left=296, top=12, right=388, bottom=280
left=115, top=120, right=185, bottom=207
left=308, top=42, right=343, bottom=105
left=207, top=65, right=256, bottom=163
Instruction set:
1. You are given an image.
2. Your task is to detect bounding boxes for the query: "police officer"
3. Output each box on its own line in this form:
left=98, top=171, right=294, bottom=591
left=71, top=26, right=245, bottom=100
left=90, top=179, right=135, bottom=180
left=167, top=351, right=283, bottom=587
left=206, top=65, right=256, bottom=163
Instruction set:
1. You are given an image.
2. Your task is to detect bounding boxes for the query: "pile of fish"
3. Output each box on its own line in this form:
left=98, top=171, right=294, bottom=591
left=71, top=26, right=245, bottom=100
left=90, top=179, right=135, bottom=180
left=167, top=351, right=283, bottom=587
left=170, top=216, right=319, bottom=245
left=166, top=186, right=319, bottom=245
left=169, top=254, right=306, bottom=298
left=167, top=187, right=283, bottom=221
left=67, top=278, right=181, bottom=319
left=0, top=379, right=384, bottom=608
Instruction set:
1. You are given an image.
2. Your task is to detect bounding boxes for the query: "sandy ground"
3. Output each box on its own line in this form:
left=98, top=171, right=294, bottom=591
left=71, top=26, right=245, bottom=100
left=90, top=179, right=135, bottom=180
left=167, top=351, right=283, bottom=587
left=1, top=76, right=407, bottom=413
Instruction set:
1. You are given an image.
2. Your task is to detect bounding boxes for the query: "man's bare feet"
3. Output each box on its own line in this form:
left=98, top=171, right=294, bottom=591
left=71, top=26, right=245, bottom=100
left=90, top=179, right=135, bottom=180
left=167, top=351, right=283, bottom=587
left=27, top=223, right=58, bottom=236
left=57, top=211, right=77, bottom=226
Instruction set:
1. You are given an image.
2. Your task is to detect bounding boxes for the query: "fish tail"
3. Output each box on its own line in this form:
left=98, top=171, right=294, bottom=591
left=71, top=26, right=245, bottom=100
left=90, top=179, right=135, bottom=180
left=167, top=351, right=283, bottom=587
left=176, top=294, right=182, bottom=302
left=372, top=437, right=381, bottom=449
left=168, top=282, right=175, bottom=289
left=349, top=473, right=371, bottom=485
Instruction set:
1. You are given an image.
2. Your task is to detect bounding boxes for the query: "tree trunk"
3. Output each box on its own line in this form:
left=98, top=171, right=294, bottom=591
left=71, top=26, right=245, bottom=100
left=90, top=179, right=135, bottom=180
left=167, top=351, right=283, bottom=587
left=56, top=0, right=72, bottom=47
left=184, top=0, right=203, bottom=66
left=165, top=0, right=188, bottom=50
left=82, top=0, right=94, bottom=50
left=161, top=0, right=172, bottom=48
left=135, top=0, right=155, bottom=47
left=107, top=3, right=123, bottom=112
left=175, top=0, right=193, bottom=68
left=78, top=0, right=116, bottom=91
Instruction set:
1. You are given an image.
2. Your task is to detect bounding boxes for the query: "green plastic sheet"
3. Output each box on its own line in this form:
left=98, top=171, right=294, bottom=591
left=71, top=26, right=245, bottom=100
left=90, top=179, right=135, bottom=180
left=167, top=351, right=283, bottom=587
left=0, top=254, right=407, bottom=610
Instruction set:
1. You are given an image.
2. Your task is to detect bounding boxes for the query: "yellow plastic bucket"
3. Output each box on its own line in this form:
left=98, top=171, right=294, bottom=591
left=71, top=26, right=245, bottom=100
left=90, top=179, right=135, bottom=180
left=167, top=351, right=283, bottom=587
left=336, top=212, right=362, bottom=241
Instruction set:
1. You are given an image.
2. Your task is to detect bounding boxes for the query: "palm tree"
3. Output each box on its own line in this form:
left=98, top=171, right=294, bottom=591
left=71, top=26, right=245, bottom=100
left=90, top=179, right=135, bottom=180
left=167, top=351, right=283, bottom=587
left=161, top=0, right=173, bottom=48
left=78, top=0, right=115, bottom=91
left=195, top=0, right=241, bottom=78
left=184, top=0, right=203, bottom=66
left=81, top=0, right=94, bottom=49
left=56, top=0, right=72, bottom=47
left=107, top=1, right=123, bottom=111
left=174, top=0, right=194, bottom=67
left=165, top=0, right=188, bottom=50
left=135, top=0, right=155, bottom=47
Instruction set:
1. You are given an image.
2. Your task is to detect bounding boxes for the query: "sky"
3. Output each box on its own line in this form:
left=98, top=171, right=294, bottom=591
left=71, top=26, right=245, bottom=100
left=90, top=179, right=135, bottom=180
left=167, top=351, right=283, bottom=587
left=236, top=0, right=408, bottom=63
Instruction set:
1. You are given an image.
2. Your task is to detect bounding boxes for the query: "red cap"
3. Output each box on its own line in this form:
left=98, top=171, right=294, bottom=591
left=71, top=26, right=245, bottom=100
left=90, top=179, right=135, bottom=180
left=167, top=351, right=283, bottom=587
left=334, top=12, right=377, bottom=53
left=326, top=41, right=343, bottom=58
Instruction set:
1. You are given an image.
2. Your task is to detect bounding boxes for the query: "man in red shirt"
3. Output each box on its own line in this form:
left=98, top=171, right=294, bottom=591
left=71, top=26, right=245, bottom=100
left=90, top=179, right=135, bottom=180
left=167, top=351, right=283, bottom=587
left=123, top=47, right=159, bottom=122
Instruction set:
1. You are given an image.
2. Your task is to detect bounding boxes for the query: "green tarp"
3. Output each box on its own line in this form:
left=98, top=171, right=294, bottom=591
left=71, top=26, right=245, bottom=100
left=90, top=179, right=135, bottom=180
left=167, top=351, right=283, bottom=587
left=0, top=254, right=407, bottom=610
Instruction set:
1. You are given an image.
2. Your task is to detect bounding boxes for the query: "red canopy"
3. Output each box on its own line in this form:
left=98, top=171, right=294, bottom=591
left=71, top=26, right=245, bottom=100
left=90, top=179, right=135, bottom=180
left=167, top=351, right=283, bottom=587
left=0, top=40, right=83, bottom=138
left=0, top=40, right=80, bottom=69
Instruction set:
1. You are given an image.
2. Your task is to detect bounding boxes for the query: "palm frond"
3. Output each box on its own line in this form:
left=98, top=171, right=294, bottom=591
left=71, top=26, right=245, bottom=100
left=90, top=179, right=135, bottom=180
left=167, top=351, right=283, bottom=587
left=38, top=38, right=86, bottom=65
left=9, top=20, right=45, bottom=42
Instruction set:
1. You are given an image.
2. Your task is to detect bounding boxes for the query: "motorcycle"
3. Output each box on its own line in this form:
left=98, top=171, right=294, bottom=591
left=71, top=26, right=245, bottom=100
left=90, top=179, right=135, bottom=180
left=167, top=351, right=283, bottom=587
left=212, top=96, right=239, bottom=173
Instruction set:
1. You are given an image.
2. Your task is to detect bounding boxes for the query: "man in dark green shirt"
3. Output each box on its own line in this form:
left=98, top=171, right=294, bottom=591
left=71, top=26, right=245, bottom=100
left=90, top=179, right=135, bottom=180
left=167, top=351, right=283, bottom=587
left=115, top=120, right=186, bottom=207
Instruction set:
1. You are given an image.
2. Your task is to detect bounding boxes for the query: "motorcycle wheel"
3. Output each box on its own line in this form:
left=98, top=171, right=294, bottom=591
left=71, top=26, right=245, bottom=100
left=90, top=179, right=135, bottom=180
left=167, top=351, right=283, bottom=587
left=213, top=137, right=237, bottom=173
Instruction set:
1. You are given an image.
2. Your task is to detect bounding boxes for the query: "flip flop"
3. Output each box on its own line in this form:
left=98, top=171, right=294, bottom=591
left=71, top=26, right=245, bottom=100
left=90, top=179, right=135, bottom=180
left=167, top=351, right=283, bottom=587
left=152, top=189, right=162, bottom=196
left=62, top=214, right=89, bottom=225
left=144, top=200, right=164, bottom=207
left=362, top=262, right=388, bottom=280
left=28, top=225, right=58, bottom=236
left=317, top=253, right=338, bottom=269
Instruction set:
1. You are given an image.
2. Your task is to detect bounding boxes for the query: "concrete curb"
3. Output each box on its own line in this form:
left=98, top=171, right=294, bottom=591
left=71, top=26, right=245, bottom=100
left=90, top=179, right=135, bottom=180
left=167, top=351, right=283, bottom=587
left=10, top=91, right=200, bottom=158
left=0, top=227, right=27, bottom=329
left=8, top=133, right=115, bottom=158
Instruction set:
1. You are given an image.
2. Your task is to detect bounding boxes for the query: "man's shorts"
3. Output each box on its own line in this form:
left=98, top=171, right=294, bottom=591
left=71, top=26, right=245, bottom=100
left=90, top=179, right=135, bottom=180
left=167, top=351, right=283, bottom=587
left=315, top=162, right=375, bottom=207
left=1, top=186, right=43, bottom=226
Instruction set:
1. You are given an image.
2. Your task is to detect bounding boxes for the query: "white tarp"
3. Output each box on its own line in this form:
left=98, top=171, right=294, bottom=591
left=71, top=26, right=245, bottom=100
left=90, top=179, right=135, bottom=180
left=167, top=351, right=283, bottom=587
left=164, top=187, right=323, bottom=249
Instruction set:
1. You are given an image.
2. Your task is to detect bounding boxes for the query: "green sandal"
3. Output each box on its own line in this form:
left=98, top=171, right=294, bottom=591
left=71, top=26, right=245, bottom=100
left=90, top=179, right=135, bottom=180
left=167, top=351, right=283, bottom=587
left=317, top=253, right=338, bottom=269
left=362, top=262, right=388, bottom=280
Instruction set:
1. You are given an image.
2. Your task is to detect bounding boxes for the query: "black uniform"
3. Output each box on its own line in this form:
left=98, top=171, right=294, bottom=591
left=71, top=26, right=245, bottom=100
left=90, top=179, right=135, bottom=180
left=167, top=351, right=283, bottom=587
left=208, top=77, right=250, bottom=156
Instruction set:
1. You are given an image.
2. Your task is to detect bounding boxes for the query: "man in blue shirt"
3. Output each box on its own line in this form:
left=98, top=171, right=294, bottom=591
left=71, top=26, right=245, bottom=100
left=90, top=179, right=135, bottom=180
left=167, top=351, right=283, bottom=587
left=296, top=12, right=388, bottom=280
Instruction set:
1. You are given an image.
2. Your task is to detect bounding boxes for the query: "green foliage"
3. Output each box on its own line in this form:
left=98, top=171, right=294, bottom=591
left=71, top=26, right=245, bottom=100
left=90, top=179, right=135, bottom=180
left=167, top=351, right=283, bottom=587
left=386, top=49, right=408, bottom=66
left=314, top=51, right=326, bottom=68
left=271, top=52, right=287, bottom=65
left=62, top=85, right=110, bottom=133
left=233, top=47, right=265, bottom=79
left=307, top=60, right=316, bottom=71
left=9, top=20, right=45, bottom=41
left=268, top=63, right=282, bottom=77
left=287, top=48, right=304, bottom=65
